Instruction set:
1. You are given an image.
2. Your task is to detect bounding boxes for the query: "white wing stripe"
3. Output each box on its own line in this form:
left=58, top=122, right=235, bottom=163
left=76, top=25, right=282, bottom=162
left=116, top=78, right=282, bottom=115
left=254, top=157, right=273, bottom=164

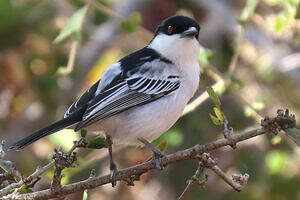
left=128, top=77, right=144, bottom=89
left=87, top=84, right=127, bottom=112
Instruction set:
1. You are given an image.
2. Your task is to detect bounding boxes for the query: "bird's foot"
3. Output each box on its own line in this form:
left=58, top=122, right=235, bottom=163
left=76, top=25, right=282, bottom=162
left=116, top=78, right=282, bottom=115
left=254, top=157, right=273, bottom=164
left=110, top=161, right=118, bottom=187
left=138, top=137, right=166, bottom=170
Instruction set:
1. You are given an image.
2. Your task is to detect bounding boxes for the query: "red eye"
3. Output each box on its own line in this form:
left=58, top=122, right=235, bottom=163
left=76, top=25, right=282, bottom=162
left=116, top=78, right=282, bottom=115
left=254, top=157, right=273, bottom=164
left=168, top=25, right=173, bottom=34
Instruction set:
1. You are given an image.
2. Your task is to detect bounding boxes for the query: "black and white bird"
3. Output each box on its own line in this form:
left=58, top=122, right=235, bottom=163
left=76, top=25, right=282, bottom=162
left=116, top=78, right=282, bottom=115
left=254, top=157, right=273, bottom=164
left=10, top=16, right=201, bottom=182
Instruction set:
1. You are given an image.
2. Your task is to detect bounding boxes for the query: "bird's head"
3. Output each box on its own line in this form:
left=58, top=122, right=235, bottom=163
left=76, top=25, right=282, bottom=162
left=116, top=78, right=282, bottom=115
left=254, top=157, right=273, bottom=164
left=149, top=16, right=201, bottom=64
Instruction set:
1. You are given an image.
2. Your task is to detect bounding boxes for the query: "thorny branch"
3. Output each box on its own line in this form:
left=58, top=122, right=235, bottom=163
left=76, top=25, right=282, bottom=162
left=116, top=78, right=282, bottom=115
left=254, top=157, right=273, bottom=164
left=197, top=153, right=249, bottom=192
left=0, top=109, right=296, bottom=200
left=179, top=152, right=250, bottom=200
left=178, top=160, right=206, bottom=200
left=0, top=138, right=87, bottom=197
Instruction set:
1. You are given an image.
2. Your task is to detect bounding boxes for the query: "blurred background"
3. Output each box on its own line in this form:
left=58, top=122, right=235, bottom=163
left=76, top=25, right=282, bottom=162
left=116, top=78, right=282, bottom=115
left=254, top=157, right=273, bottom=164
left=0, top=0, right=300, bottom=199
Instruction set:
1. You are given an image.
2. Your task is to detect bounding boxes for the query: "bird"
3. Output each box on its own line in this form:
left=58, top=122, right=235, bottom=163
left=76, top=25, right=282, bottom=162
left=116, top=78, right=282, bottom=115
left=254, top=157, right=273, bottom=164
left=9, top=15, right=201, bottom=184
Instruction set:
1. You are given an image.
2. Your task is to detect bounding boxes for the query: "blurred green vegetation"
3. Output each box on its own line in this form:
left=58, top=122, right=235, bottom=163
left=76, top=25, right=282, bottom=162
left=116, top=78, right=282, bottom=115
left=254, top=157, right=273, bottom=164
left=0, top=0, right=299, bottom=199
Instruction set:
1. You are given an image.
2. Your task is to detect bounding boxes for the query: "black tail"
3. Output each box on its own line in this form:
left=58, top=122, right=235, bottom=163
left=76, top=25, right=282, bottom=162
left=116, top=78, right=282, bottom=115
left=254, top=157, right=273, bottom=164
left=9, top=115, right=81, bottom=150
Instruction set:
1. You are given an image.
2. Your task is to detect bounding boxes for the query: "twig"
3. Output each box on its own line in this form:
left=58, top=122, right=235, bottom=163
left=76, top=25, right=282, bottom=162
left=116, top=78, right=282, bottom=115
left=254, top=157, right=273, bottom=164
left=57, top=41, right=79, bottom=75
left=51, top=149, right=77, bottom=191
left=0, top=138, right=87, bottom=196
left=4, top=110, right=295, bottom=200
left=57, top=4, right=90, bottom=75
left=178, top=161, right=206, bottom=200
left=0, top=171, right=16, bottom=183
left=223, top=120, right=236, bottom=149
left=198, top=153, right=248, bottom=192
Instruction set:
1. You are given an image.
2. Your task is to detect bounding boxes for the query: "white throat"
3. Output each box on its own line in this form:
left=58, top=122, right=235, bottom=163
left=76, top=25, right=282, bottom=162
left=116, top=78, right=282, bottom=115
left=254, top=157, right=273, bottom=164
left=149, top=33, right=201, bottom=101
left=148, top=33, right=200, bottom=67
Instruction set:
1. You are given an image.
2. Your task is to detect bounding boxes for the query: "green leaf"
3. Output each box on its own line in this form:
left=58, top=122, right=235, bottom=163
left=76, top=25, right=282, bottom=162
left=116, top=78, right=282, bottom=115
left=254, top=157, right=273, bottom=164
left=80, top=129, right=87, bottom=138
left=213, top=107, right=226, bottom=122
left=83, top=189, right=88, bottom=200
left=285, top=128, right=300, bottom=146
left=209, top=113, right=222, bottom=125
left=156, top=140, right=168, bottom=152
left=54, top=6, right=88, bottom=44
left=0, top=160, right=14, bottom=172
left=121, top=12, right=141, bottom=34
left=239, top=0, right=259, bottom=25
left=206, top=87, right=221, bottom=108
left=19, top=184, right=33, bottom=194
left=87, top=136, right=108, bottom=149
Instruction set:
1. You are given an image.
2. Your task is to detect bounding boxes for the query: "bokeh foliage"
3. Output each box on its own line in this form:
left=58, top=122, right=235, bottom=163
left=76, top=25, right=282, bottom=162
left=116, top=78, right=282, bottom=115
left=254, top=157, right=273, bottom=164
left=0, top=0, right=299, bottom=199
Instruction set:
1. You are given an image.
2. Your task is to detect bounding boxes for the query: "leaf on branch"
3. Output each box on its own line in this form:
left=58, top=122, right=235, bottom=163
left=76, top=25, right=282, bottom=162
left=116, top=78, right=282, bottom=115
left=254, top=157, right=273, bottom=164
left=156, top=140, right=168, bottom=152
left=87, top=137, right=108, bottom=149
left=80, top=129, right=87, bottom=138
left=206, top=87, right=221, bottom=108
left=209, top=113, right=222, bottom=125
left=285, top=128, right=300, bottom=146
left=213, top=107, right=226, bottom=122
left=121, top=12, right=141, bottom=34
left=54, top=6, right=88, bottom=44
left=82, top=189, right=88, bottom=200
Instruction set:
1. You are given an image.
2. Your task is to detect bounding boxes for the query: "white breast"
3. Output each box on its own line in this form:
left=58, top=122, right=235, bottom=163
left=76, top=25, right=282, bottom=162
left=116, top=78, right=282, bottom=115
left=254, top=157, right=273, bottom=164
left=89, top=34, right=200, bottom=145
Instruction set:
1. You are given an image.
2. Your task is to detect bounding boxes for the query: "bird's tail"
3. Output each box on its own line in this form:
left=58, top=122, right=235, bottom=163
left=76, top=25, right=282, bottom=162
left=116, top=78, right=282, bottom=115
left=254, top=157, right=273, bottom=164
left=9, top=116, right=80, bottom=150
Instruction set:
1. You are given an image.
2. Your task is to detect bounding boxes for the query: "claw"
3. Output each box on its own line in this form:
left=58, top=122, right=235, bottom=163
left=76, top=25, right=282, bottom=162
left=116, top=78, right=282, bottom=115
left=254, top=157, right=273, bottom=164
left=154, top=151, right=165, bottom=170
left=110, top=162, right=117, bottom=187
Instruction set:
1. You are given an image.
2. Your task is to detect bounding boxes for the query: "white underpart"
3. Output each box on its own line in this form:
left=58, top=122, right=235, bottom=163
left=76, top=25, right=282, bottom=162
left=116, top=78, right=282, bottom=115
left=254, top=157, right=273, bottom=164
left=87, top=32, right=200, bottom=145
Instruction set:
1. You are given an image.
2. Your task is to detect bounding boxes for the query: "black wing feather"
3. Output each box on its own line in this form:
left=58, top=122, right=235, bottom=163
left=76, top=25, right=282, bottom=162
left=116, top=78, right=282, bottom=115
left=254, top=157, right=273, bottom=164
left=64, top=81, right=99, bottom=118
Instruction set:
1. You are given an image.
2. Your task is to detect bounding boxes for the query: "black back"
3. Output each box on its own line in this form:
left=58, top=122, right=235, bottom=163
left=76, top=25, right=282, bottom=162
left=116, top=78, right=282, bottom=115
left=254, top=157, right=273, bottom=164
left=119, top=47, right=172, bottom=75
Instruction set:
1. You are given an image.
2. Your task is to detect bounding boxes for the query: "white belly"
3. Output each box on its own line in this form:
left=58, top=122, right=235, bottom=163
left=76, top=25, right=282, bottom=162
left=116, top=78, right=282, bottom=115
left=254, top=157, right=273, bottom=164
left=86, top=81, right=195, bottom=145
left=90, top=90, right=185, bottom=145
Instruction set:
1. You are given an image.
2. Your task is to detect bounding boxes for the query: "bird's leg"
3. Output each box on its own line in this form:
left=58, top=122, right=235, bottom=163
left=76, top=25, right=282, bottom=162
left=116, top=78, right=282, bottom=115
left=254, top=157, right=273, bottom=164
left=138, top=137, right=165, bottom=170
left=106, top=135, right=117, bottom=187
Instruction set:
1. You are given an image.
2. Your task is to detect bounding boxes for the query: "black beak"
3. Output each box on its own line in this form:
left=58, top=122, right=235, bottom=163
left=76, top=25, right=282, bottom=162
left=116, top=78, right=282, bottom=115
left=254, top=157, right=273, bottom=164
left=180, top=27, right=198, bottom=38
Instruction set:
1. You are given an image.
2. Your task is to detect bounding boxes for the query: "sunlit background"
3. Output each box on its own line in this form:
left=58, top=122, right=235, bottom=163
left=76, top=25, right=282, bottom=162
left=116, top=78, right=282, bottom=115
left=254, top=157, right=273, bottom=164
left=0, top=0, right=300, bottom=199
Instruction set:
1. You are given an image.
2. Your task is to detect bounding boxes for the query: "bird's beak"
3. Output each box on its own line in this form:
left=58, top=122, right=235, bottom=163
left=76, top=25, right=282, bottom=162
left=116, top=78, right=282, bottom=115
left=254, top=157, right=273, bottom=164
left=180, top=27, right=198, bottom=38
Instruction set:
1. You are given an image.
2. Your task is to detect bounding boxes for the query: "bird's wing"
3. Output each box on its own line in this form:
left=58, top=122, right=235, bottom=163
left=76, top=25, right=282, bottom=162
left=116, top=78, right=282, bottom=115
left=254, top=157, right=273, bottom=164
left=63, top=62, right=122, bottom=119
left=64, top=81, right=99, bottom=118
left=74, top=61, right=180, bottom=131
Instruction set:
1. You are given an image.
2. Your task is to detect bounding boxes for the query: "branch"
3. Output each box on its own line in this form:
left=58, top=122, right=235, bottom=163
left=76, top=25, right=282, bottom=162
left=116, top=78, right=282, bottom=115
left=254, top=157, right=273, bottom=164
left=0, top=139, right=87, bottom=196
left=3, top=109, right=295, bottom=200
left=178, top=160, right=206, bottom=200
left=197, top=153, right=249, bottom=192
